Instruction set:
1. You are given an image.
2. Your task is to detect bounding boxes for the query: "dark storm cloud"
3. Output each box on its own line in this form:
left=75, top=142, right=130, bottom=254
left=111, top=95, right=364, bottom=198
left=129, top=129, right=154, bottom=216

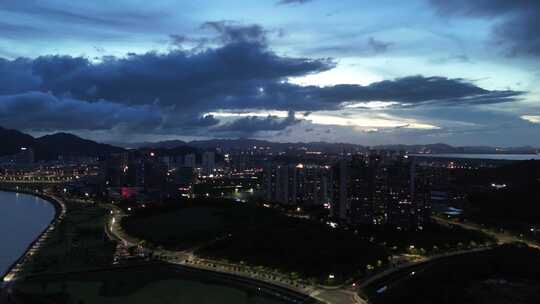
left=0, top=22, right=525, bottom=135
left=216, top=111, right=300, bottom=134
left=24, top=42, right=335, bottom=112
left=160, top=114, right=220, bottom=130
left=316, top=76, right=523, bottom=106
left=0, top=36, right=333, bottom=134
left=430, top=0, right=540, bottom=56
left=0, top=58, right=41, bottom=94
left=0, top=92, right=162, bottom=132
left=188, top=115, right=221, bottom=128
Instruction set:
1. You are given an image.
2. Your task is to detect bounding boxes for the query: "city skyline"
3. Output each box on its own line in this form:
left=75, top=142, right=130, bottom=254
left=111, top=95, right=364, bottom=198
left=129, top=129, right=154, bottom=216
left=2, top=3, right=540, bottom=303
left=1, top=1, right=540, bottom=146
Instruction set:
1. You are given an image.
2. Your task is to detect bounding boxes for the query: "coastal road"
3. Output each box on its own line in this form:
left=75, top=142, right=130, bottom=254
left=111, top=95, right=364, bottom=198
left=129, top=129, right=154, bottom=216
left=358, top=245, right=493, bottom=290
left=433, top=216, right=540, bottom=250
left=359, top=216, right=540, bottom=298
left=106, top=207, right=366, bottom=304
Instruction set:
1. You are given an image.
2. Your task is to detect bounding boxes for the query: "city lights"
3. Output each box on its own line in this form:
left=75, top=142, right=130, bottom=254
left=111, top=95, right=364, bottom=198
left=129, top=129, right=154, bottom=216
left=1, top=1, right=540, bottom=302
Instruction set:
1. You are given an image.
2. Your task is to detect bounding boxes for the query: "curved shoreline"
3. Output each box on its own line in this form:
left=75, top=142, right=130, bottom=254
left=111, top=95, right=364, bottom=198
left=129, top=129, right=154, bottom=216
left=0, top=187, right=65, bottom=283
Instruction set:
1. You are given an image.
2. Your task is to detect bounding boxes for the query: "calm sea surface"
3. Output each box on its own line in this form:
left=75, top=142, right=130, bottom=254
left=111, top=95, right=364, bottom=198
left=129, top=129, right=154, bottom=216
left=0, top=191, right=55, bottom=277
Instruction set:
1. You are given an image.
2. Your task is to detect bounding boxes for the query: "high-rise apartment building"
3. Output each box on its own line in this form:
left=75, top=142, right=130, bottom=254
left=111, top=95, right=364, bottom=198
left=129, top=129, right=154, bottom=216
left=202, top=151, right=216, bottom=174
left=184, top=153, right=196, bottom=168
left=264, top=163, right=331, bottom=206
left=331, top=151, right=431, bottom=229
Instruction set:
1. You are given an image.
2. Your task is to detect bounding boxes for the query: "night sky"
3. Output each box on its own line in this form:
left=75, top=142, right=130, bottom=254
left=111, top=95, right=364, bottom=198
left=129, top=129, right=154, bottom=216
left=1, top=0, right=539, bottom=146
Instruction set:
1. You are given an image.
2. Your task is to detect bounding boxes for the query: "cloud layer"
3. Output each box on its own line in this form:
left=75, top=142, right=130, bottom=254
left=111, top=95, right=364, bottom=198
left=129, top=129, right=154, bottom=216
left=0, top=21, right=531, bottom=143
left=0, top=46, right=520, bottom=133
left=277, top=0, right=314, bottom=5
left=430, top=0, right=540, bottom=57
left=0, top=91, right=161, bottom=131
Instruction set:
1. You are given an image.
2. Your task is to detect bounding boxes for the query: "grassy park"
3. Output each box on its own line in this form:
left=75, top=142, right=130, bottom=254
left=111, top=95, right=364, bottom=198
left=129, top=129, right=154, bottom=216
left=122, top=200, right=390, bottom=283
left=121, top=199, right=496, bottom=284
left=11, top=264, right=306, bottom=304
left=365, top=243, right=540, bottom=304
left=122, top=205, right=229, bottom=250
left=352, top=222, right=495, bottom=256
left=6, top=196, right=316, bottom=304
left=21, top=199, right=116, bottom=276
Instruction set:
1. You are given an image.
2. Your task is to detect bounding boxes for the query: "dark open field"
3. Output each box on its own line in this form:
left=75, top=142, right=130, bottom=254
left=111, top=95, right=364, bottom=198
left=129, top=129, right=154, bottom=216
left=10, top=263, right=310, bottom=304
left=352, top=221, right=495, bottom=255
left=22, top=199, right=116, bottom=276
left=364, top=244, right=540, bottom=304
left=123, top=199, right=494, bottom=284
left=122, top=200, right=389, bottom=283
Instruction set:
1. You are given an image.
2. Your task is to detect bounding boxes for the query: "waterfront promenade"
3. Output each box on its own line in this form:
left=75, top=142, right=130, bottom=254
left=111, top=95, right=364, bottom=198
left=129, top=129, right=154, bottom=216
left=0, top=188, right=66, bottom=284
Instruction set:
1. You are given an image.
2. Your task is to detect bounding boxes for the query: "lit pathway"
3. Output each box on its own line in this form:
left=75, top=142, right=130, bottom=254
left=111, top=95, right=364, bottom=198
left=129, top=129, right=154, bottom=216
left=106, top=207, right=366, bottom=304
left=358, top=215, right=499, bottom=290
left=358, top=246, right=493, bottom=290
left=433, top=216, right=540, bottom=250
left=359, top=216, right=540, bottom=293
left=1, top=191, right=67, bottom=284
left=359, top=216, right=540, bottom=300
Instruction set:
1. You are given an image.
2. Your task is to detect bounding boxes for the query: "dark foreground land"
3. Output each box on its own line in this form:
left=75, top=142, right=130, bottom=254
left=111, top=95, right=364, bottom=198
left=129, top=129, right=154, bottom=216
left=12, top=198, right=115, bottom=277
left=123, top=199, right=389, bottom=283
left=122, top=199, right=492, bottom=284
left=0, top=194, right=320, bottom=304
left=457, top=160, right=540, bottom=241
left=350, top=221, right=493, bottom=255
left=365, top=243, right=540, bottom=304
left=6, top=263, right=315, bottom=304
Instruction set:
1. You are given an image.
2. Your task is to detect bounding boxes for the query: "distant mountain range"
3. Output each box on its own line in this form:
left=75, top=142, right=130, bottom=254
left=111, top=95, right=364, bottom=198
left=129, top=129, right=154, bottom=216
left=0, top=127, right=125, bottom=161
left=0, top=127, right=36, bottom=156
left=1, top=126, right=538, bottom=162
left=375, top=143, right=540, bottom=155
left=126, top=138, right=539, bottom=155
left=126, top=138, right=364, bottom=153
